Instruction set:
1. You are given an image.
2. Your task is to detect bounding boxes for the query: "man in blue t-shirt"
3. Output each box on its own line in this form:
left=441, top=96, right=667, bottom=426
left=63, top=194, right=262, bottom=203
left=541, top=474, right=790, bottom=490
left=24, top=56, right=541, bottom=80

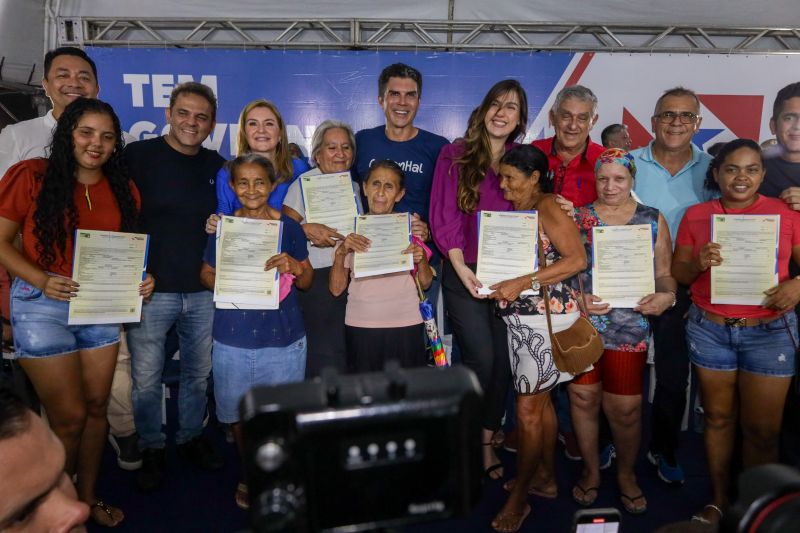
left=353, top=63, right=448, bottom=312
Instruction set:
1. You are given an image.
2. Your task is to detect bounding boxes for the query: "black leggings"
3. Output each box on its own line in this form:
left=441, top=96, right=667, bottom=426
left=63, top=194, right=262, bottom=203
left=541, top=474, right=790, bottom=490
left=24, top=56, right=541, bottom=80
left=442, top=261, right=511, bottom=431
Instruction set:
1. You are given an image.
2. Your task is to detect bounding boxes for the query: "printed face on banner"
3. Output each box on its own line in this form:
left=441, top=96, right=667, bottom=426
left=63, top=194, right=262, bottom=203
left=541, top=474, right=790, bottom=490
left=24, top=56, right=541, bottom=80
left=164, top=93, right=215, bottom=154
left=550, top=97, right=597, bottom=152
left=770, top=96, right=800, bottom=159
left=650, top=95, right=701, bottom=152
left=379, top=76, right=420, bottom=132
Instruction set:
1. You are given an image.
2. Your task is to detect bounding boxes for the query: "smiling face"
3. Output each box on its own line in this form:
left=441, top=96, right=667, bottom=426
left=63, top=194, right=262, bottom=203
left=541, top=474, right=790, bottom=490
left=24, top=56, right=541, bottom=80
left=363, top=166, right=405, bottom=215
left=164, top=92, right=215, bottom=155
left=651, top=94, right=701, bottom=152
left=0, top=413, right=89, bottom=533
left=771, top=96, right=800, bottom=162
left=71, top=112, right=116, bottom=177
left=315, top=127, right=353, bottom=173
left=595, top=162, right=634, bottom=206
left=42, top=54, right=99, bottom=118
left=713, top=146, right=765, bottom=207
left=550, top=97, right=597, bottom=152
left=244, top=106, right=280, bottom=155
left=379, top=76, right=420, bottom=132
left=232, top=162, right=274, bottom=210
left=498, top=163, right=539, bottom=209
left=484, top=90, right=522, bottom=141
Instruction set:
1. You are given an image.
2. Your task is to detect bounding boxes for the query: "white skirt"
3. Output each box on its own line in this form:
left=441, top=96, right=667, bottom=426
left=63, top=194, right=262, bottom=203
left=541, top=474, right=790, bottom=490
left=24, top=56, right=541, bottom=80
left=503, top=312, right=583, bottom=395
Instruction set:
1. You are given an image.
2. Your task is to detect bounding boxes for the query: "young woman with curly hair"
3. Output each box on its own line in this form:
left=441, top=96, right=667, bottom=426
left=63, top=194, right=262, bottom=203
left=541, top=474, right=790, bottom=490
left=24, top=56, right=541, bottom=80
left=429, top=79, right=528, bottom=484
left=0, top=97, right=154, bottom=527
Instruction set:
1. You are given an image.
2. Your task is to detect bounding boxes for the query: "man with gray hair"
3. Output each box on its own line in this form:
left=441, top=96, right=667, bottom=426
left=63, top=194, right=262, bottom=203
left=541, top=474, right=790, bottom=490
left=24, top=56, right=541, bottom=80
left=532, top=85, right=604, bottom=208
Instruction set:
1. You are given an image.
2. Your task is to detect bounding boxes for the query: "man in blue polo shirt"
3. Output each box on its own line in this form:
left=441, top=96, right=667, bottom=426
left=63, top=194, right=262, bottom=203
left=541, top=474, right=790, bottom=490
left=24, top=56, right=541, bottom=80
left=632, top=86, right=713, bottom=486
left=353, top=63, right=448, bottom=311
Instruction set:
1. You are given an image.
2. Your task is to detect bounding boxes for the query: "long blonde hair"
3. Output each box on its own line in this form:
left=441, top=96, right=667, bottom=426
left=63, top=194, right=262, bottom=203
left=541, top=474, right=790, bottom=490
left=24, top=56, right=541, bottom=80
left=454, top=80, right=528, bottom=214
left=235, top=99, right=293, bottom=183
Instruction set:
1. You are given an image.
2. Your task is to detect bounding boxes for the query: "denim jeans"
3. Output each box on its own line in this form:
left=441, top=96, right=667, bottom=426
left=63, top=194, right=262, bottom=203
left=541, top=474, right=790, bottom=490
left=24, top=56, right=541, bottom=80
left=127, top=291, right=214, bottom=449
left=686, top=305, right=796, bottom=377
left=212, top=337, right=306, bottom=423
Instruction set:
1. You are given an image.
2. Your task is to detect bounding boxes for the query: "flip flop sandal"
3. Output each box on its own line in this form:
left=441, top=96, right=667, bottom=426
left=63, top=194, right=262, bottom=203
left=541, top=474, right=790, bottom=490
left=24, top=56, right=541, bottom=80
left=691, top=504, right=723, bottom=524
left=484, top=462, right=504, bottom=480
left=572, top=484, right=600, bottom=507
left=502, top=479, right=558, bottom=498
left=90, top=500, right=123, bottom=527
left=620, top=493, right=648, bottom=514
left=491, top=504, right=532, bottom=533
left=235, top=483, right=250, bottom=510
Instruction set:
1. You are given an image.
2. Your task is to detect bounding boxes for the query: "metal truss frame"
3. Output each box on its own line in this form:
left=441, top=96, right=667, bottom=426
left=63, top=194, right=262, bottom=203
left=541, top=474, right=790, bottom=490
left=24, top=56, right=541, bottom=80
left=57, top=17, right=800, bottom=54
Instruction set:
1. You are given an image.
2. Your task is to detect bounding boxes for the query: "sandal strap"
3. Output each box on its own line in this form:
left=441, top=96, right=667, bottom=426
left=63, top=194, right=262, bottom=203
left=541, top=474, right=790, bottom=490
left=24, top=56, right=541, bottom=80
left=91, top=500, right=114, bottom=519
left=704, top=504, right=723, bottom=517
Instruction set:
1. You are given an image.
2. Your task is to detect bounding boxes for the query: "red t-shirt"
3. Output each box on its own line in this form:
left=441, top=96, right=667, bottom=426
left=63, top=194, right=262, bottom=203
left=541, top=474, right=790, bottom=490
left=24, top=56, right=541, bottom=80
left=675, top=195, right=800, bottom=318
left=0, top=159, right=141, bottom=278
left=532, top=136, right=603, bottom=207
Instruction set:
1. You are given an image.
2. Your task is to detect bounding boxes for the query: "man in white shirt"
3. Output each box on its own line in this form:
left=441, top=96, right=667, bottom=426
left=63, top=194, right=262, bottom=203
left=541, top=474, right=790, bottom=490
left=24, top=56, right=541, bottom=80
left=0, top=47, right=100, bottom=176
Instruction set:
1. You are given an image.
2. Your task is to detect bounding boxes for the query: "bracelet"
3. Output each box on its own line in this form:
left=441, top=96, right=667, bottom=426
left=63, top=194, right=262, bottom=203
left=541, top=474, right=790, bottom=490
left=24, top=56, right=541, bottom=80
left=667, top=290, right=677, bottom=308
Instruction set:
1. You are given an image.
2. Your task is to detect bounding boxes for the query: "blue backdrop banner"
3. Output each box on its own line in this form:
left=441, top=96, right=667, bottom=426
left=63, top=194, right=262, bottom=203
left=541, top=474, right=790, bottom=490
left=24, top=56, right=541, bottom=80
left=87, top=48, right=575, bottom=157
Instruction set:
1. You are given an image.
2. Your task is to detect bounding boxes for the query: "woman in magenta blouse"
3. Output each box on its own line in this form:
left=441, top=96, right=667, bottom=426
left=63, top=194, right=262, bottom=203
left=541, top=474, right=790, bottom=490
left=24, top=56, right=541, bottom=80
left=430, top=79, right=528, bottom=482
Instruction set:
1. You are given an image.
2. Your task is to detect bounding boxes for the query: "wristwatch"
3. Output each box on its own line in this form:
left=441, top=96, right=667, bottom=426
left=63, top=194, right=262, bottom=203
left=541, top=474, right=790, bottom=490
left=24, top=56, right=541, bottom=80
left=530, top=274, right=541, bottom=292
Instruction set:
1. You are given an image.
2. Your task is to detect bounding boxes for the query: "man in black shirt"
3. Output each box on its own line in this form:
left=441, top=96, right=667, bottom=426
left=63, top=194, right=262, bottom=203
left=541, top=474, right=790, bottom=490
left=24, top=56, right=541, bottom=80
left=124, top=82, right=225, bottom=491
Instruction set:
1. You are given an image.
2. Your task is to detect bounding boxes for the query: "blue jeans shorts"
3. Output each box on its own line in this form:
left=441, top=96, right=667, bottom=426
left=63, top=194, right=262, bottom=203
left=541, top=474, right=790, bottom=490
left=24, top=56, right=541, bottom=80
left=212, top=336, right=306, bottom=424
left=10, top=277, right=120, bottom=358
left=686, top=305, right=796, bottom=377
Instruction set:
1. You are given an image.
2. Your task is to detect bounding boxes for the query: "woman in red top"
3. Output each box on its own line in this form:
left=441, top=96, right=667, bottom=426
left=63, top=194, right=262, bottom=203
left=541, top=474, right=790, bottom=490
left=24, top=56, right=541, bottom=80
left=0, top=98, right=153, bottom=527
left=672, top=139, right=800, bottom=525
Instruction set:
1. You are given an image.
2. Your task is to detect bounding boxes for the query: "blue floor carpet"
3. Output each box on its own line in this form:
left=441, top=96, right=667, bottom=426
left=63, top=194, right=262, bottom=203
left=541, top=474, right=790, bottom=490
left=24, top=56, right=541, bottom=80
left=89, top=384, right=711, bottom=533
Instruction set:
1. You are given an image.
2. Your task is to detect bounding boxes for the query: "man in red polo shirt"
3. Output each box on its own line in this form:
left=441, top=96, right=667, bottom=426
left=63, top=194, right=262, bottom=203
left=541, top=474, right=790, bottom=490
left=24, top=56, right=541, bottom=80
left=530, top=84, right=604, bottom=466
left=533, top=85, right=604, bottom=208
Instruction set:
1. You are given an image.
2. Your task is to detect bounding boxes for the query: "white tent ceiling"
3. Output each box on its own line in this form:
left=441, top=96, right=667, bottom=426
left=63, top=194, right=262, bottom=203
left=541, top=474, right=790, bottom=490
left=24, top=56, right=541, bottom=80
left=2, top=0, right=800, bottom=86
left=53, top=0, right=800, bottom=27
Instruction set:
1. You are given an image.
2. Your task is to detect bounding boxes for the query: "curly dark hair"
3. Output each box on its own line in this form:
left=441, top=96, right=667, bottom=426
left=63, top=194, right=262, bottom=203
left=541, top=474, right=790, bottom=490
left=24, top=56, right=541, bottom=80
left=33, top=98, right=139, bottom=269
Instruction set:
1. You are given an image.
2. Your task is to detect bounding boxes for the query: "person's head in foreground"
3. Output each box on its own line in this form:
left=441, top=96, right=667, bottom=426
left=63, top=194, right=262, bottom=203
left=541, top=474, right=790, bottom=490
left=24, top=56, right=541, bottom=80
left=0, top=387, right=90, bottom=532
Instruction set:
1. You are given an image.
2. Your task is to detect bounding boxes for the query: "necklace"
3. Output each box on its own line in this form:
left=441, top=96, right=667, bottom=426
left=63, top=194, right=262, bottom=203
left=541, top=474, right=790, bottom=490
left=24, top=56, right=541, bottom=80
left=84, top=183, right=92, bottom=211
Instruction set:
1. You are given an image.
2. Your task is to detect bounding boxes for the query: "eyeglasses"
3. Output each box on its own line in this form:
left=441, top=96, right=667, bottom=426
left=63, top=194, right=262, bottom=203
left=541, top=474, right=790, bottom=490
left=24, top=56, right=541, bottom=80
left=654, top=111, right=699, bottom=124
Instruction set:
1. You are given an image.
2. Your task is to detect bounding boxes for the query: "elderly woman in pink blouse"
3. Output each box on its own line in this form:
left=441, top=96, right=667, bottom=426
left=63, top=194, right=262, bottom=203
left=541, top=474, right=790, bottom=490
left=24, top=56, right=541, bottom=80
left=430, top=79, right=528, bottom=484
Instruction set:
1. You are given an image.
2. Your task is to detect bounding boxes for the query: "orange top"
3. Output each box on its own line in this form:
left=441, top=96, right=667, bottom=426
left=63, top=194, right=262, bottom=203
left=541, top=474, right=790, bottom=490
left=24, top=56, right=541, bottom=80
left=0, top=158, right=141, bottom=278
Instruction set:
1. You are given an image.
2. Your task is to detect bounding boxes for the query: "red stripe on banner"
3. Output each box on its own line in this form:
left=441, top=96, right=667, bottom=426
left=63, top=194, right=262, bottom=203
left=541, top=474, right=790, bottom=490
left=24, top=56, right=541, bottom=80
left=564, top=52, right=595, bottom=87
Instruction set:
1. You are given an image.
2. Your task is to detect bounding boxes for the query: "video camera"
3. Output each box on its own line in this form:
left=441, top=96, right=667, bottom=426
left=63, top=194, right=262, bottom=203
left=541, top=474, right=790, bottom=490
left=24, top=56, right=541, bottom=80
left=239, top=364, right=483, bottom=532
